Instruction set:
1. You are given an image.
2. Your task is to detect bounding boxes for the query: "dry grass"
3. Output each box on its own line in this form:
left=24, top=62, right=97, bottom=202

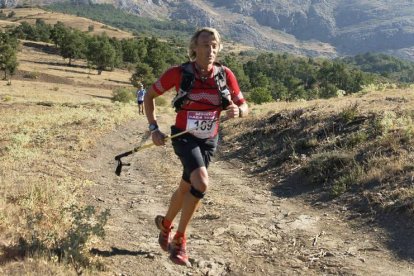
left=0, top=40, right=138, bottom=274
left=0, top=19, right=19, bottom=29
left=222, top=87, right=414, bottom=216
left=1, top=11, right=414, bottom=271
left=17, top=42, right=132, bottom=87
left=0, top=8, right=133, bottom=39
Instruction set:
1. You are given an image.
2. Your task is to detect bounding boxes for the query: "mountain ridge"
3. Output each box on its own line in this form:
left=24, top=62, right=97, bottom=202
left=124, top=0, right=414, bottom=60
left=3, top=0, right=414, bottom=60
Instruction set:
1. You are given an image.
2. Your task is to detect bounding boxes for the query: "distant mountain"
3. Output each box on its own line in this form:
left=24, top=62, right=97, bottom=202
left=3, top=0, right=414, bottom=60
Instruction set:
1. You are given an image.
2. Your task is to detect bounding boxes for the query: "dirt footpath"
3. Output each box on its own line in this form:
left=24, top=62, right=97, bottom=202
left=83, top=114, right=413, bottom=275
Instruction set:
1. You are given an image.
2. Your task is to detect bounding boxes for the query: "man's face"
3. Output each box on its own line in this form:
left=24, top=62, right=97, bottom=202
left=194, top=31, right=219, bottom=66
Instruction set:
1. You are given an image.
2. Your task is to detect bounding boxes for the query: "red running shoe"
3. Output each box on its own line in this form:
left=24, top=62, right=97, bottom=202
left=154, top=215, right=172, bottom=252
left=169, top=236, right=191, bottom=267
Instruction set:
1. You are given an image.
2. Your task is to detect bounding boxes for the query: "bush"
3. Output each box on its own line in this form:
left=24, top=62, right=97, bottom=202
left=339, top=103, right=359, bottom=123
left=112, top=87, right=135, bottom=103
left=2, top=95, right=12, bottom=102
left=249, top=87, right=273, bottom=104
left=320, top=83, right=338, bottom=98
left=19, top=204, right=109, bottom=271
left=155, top=96, right=167, bottom=106
left=304, top=151, right=360, bottom=196
left=23, top=71, right=39, bottom=79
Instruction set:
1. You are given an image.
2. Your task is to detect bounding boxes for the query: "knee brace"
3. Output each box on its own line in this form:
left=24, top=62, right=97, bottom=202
left=190, top=186, right=205, bottom=199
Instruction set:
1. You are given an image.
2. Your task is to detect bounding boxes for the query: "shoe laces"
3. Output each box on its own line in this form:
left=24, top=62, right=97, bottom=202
left=172, top=237, right=187, bottom=254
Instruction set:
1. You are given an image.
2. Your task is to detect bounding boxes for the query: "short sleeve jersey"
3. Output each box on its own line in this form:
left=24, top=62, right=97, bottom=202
left=151, top=62, right=246, bottom=138
left=137, top=89, right=146, bottom=102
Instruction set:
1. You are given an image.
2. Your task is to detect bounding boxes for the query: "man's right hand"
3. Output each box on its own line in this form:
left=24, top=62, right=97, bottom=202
left=151, top=130, right=167, bottom=146
left=226, top=101, right=240, bottom=119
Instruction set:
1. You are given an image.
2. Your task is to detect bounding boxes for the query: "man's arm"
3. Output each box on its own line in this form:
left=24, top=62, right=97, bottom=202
left=238, top=102, right=249, bottom=117
left=144, top=87, right=158, bottom=125
left=144, top=87, right=167, bottom=145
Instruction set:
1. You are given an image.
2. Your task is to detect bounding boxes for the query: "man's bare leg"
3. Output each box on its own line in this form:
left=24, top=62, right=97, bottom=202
left=164, top=179, right=191, bottom=222
left=176, top=167, right=208, bottom=234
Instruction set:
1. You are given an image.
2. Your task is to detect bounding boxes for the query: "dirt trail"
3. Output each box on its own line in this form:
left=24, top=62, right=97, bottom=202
left=83, top=115, right=413, bottom=275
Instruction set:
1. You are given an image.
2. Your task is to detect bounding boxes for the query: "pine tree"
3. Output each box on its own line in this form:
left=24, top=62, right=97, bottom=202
left=0, top=33, right=18, bottom=84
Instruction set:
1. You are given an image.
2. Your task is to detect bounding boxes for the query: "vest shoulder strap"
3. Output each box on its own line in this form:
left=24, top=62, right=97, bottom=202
left=180, top=62, right=195, bottom=92
left=172, top=62, right=230, bottom=112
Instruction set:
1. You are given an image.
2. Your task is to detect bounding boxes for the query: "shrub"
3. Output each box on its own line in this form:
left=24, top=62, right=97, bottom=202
left=2, top=95, right=12, bottom=102
left=155, top=96, right=167, bottom=106
left=331, top=167, right=363, bottom=197
left=339, top=103, right=359, bottom=123
left=23, top=71, right=39, bottom=79
left=20, top=203, right=109, bottom=271
left=249, top=87, right=273, bottom=104
left=304, top=151, right=360, bottom=196
left=320, top=83, right=338, bottom=98
left=112, top=87, right=135, bottom=103
left=346, top=131, right=368, bottom=148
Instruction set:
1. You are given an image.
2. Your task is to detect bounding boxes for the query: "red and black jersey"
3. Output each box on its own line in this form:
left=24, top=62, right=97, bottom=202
left=152, top=62, right=246, bottom=138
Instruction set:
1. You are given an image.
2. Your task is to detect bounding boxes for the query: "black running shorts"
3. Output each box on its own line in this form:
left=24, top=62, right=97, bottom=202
left=171, top=126, right=218, bottom=183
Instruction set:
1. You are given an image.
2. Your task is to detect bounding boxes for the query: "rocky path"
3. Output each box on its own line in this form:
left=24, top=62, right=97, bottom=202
left=82, top=115, right=413, bottom=275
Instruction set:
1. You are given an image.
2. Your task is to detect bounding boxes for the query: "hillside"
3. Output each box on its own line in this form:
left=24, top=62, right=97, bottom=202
left=4, top=1, right=413, bottom=60
left=38, top=0, right=414, bottom=60
left=129, top=0, right=414, bottom=60
left=1, top=40, right=414, bottom=275
left=0, top=7, right=414, bottom=275
left=0, top=7, right=134, bottom=39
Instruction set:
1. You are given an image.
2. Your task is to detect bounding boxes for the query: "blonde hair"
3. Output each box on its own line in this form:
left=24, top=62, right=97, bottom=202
left=188, top=27, right=223, bottom=61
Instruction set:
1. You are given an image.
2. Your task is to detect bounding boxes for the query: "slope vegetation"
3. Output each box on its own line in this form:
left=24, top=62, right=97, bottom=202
left=0, top=42, right=413, bottom=275
left=0, top=13, right=413, bottom=275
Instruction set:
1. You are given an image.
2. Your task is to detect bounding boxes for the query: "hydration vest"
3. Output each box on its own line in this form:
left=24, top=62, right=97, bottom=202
left=172, top=62, right=231, bottom=112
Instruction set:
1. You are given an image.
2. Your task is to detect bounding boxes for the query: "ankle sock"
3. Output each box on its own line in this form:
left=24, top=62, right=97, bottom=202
left=174, top=231, right=185, bottom=239
left=163, top=218, right=172, bottom=229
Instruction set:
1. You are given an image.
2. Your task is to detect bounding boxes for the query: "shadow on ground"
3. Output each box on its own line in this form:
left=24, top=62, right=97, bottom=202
left=49, top=67, right=92, bottom=75
left=86, top=94, right=113, bottom=100
left=374, top=213, right=414, bottom=260
left=90, top=247, right=153, bottom=257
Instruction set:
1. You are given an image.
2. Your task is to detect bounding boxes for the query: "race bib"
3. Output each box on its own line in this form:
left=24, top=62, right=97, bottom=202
left=186, top=111, right=218, bottom=139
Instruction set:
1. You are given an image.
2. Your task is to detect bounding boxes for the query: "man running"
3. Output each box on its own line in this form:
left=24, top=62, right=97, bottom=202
left=144, top=27, right=248, bottom=266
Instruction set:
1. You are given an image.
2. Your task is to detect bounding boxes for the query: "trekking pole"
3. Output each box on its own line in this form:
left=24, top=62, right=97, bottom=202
left=114, top=119, right=219, bottom=176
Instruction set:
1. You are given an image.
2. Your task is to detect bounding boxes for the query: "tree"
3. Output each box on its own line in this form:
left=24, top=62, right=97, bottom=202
left=320, top=83, right=338, bottom=98
left=0, top=34, right=18, bottom=84
left=249, top=87, right=272, bottom=104
left=121, top=38, right=145, bottom=64
left=35, top=18, right=52, bottom=42
left=13, top=21, right=38, bottom=40
left=50, top=21, right=68, bottom=47
left=85, top=34, right=117, bottom=74
left=60, top=30, right=85, bottom=65
left=270, top=81, right=289, bottom=101
left=7, top=11, right=15, bottom=18
left=144, top=37, right=182, bottom=76
left=222, top=54, right=250, bottom=91
left=130, top=62, right=155, bottom=88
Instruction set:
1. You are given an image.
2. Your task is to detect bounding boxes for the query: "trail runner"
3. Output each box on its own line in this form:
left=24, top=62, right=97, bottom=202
left=144, top=27, right=249, bottom=266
